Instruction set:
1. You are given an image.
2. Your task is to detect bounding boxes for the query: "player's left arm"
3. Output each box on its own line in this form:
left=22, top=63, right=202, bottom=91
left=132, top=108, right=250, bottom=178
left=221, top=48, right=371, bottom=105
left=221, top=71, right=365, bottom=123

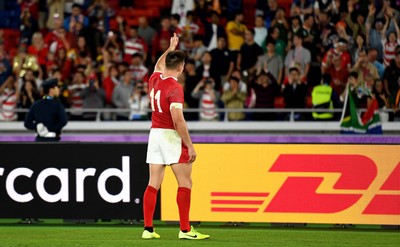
left=171, top=105, right=196, bottom=163
left=154, top=33, right=179, bottom=73
left=169, top=86, right=196, bottom=163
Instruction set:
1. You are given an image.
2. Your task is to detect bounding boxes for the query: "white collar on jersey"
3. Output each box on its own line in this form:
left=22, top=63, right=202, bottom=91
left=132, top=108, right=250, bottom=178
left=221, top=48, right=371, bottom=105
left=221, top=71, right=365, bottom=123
left=160, top=74, right=178, bottom=81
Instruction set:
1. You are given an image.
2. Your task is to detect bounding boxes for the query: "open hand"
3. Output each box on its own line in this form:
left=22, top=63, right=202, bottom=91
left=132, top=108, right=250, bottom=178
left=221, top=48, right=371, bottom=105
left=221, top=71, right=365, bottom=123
left=188, top=146, right=197, bottom=163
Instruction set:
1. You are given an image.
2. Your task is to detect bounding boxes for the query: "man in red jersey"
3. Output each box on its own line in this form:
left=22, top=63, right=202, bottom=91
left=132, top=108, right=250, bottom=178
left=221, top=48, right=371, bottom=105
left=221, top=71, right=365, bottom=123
left=142, top=33, right=210, bottom=240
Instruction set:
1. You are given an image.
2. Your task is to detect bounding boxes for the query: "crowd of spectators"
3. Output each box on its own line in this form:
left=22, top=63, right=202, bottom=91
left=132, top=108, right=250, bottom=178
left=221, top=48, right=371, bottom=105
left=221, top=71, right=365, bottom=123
left=0, top=0, right=399, bottom=122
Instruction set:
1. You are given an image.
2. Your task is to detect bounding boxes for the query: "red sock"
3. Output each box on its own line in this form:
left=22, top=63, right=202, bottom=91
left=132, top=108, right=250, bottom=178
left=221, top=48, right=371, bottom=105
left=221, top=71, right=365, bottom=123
left=143, top=186, right=158, bottom=227
left=177, top=187, right=191, bottom=231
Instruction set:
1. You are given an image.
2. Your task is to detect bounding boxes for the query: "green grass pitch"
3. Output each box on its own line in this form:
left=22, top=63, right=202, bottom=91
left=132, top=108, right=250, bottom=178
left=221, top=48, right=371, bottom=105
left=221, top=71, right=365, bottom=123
left=0, top=223, right=399, bottom=247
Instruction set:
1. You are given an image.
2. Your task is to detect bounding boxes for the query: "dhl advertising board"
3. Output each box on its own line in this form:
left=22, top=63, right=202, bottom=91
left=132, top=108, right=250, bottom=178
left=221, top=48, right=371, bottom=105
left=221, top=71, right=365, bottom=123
left=161, top=144, right=400, bottom=225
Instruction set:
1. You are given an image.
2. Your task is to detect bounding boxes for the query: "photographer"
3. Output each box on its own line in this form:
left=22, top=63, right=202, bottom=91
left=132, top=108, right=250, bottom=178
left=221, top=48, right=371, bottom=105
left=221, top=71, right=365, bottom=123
left=129, top=82, right=149, bottom=121
left=191, top=78, right=220, bottom=121
left=80, top=75, right=105, bottom=121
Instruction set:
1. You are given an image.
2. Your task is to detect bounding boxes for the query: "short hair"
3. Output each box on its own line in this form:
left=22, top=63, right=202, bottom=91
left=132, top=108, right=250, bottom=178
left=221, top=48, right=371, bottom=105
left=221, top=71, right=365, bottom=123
left=234, top=11, right=243, bottom=18
left=209, top=10, right=219, bottom=18
left=193, top=35, right=203, bottom=42
left=291, top=16, right=302, bottom=24
left=165, top=51, right=186, bottom=70
left=247, top=28, right=255, bottom=36
left=171, top=14, right=180, bottom=22
left=132, top=53, right=143, bottom=59
left=266, top=38, right=276, bottom=46
left=256, top=14, right=264, bottom=20
left=349, top=71, right=358, bottom=79
left=368, top=47, right=378, bottom=53
left=74, top=70, right=86, bottom=78
left=76, top=65, right=86, bottom=72
left=267, top=26, right=278, bottom=36
left=120, top=61, right=130, bottom=68
left=161, top=15, right=171, bottom=21
left=319, top=10, right=329, bottom=17
left=186, top=59, right=195, bottom=65
left=357, top=33, right=366, bottom=42
left=289, top=67, right=300, bottom=73
left=52, top=68, right=61, bottom=74
left=72, top=3, right=82, bottom=9
left=187, top=11, right=195, bottom=17
left=304, top=14, right=314, bottom=21
left=293, top=32, right=303, bottom=40
left=358, top=47, right=367, bottom=55
left=375, top=18, right=385, bottom=25
left=122, top=69, right=131, bottom=76
left=229, top=76, right=240, bottom=83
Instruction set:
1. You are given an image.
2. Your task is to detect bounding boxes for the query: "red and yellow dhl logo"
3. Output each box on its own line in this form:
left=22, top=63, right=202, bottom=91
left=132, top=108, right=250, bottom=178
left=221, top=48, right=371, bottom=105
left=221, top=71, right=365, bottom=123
left=161, top=144, right=400, bottom=225
left=211, top=155, right=400, bottom=215
left=211, top=192, right=269, bottom=212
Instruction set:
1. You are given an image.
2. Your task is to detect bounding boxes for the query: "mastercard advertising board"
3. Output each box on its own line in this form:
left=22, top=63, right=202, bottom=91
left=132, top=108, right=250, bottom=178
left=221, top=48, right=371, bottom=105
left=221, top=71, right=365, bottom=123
left=161, top=144, right=400, bottom=225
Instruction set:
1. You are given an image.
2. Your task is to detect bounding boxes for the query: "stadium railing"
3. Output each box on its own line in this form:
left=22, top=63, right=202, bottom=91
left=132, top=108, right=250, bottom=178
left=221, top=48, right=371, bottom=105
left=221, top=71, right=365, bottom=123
left=1, top=108, right=399, bottom=134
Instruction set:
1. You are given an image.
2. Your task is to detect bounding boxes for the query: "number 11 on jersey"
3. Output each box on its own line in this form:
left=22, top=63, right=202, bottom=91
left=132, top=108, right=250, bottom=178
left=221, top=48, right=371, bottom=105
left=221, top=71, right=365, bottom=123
left=150, top=88, right=162, bottom=113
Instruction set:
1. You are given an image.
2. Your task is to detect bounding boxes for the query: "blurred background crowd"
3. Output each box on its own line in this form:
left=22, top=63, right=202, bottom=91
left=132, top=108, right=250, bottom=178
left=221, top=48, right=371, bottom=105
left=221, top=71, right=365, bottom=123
left=0, top=0, right=399, bottom=122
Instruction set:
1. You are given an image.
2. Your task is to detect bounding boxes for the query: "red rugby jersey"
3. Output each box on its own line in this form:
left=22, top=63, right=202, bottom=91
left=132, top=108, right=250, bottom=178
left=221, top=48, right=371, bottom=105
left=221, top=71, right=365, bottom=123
left=148, top=72, right=184, bottom=129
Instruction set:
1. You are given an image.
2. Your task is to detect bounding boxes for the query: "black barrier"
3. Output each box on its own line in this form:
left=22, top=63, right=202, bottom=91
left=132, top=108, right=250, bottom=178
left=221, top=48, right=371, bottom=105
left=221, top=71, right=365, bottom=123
left=0, top=143, right=160, bottom=219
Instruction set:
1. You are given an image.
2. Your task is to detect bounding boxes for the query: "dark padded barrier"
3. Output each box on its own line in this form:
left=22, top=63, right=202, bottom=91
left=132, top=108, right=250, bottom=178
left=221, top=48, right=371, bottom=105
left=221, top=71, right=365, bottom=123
left=0, top=143, right=159, bottom=220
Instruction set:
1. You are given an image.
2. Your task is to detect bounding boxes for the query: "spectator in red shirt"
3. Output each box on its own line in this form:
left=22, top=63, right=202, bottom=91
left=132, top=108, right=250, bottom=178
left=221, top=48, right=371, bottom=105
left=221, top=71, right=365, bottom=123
left=28, top=32, right=48, bottom=70
left=44, top=22, right=71, bottom=54
left=103, top=65, right=120, bottom=107
left=55, top=48, right=73, bottom=81
left=321, top=38, right=351, bottom=74
left=326, top=55, right=349, bottom=96
left=45, top=52, right=58, bottom=77
left=19, top=0, right=39, bottom=21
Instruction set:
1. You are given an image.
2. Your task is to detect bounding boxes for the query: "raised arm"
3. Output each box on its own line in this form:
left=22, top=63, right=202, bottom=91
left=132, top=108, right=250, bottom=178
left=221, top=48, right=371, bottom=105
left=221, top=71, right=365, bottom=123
left=367, top=4, right=377, bottom=45
left=381, top=15, right=390, bottom=40
left=394, top=17, right=400, bottom=39
left=346, top=1, right=356, bottom=32
left=154, top=33, right=179, bottom=73
left=116, top=16, right=126, bottom=40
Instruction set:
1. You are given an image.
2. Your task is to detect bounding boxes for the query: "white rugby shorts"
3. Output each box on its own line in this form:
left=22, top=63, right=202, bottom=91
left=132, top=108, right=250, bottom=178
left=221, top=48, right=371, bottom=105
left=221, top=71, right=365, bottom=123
left=146, top=128, right=189, bottom=165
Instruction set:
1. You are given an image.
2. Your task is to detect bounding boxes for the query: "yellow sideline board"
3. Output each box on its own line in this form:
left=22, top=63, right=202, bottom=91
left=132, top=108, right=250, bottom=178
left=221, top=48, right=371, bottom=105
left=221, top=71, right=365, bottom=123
left=161, top=144, right=400, bottom=225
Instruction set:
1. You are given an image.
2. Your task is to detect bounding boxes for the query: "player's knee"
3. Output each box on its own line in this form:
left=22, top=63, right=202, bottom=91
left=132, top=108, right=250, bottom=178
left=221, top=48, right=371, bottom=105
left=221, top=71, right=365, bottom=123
left=148, top=181, right=162, bottom=190
left=179, top=178, right=192, bottom=189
